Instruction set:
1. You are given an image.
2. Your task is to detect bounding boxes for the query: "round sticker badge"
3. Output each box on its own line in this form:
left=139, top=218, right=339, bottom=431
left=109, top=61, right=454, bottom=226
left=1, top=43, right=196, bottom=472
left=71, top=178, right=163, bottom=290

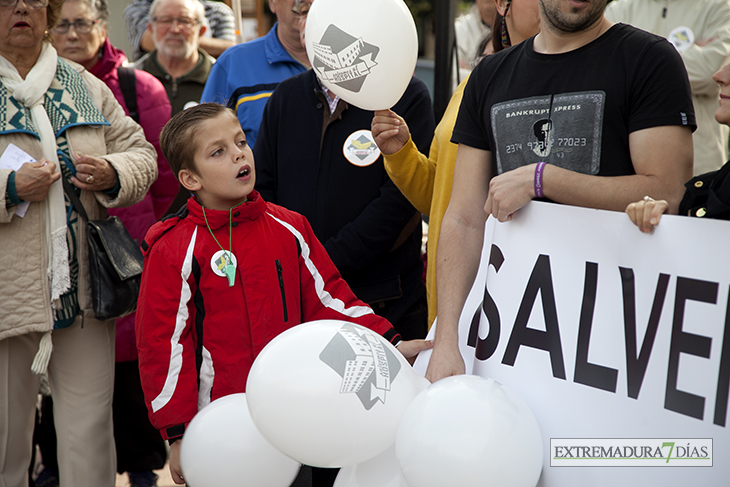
left=343, top=129, right=381, bottom=167
left=668, top=26, right=694, bottom=52
left=210, top=249, right=238, bottom=286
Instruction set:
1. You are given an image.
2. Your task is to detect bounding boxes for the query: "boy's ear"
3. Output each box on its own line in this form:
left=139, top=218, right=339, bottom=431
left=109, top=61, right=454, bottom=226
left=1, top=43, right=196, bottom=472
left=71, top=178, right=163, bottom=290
left=178, top=168, right=202, bottom=192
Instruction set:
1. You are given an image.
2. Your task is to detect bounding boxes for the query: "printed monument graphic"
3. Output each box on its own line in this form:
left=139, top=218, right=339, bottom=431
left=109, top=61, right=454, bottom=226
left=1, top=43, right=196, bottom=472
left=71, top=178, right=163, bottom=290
left=311, top=24, right=380, bottom=93
left=319, top=323, right=401, bottom=410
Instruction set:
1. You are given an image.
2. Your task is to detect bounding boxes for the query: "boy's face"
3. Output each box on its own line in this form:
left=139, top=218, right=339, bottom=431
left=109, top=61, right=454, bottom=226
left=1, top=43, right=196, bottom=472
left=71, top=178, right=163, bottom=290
left=179, top=111, right=255, bottom=210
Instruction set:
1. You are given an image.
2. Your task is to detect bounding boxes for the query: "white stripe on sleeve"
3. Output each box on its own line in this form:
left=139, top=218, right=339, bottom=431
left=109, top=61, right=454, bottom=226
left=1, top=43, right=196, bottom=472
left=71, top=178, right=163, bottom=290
left=197, top=346, right=215, bottom=411
left=267, top=213, right=373, bottom=318
left=152, top=227, right=198, bottom=413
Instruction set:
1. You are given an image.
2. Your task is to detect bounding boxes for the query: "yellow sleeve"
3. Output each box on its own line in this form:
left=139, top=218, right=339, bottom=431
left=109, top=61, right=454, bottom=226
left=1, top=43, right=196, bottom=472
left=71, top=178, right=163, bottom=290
left=383, top=135, right=438, bottom=216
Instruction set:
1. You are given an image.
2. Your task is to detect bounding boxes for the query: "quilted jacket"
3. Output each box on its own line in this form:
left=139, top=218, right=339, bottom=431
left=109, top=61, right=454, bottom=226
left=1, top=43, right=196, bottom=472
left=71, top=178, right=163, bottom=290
left=0, top=56, right=157, bottom=341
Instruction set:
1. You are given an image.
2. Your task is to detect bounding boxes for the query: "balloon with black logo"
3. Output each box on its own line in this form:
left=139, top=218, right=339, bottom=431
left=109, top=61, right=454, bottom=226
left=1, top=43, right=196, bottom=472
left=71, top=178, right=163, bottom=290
left=179, top=393, right=300, bottom=487
left=303, top=0, right=418, bottom=111
left=395, top=375, right=543, bottom=487
left=246, top=320, right=429, bottom=467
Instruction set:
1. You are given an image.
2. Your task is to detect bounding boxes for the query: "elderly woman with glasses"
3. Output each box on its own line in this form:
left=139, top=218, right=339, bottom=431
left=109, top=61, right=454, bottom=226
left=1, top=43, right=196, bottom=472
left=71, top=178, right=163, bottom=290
left=47, top=1, right=177, bottom=485
left=0, top=0, right=157, bottom=486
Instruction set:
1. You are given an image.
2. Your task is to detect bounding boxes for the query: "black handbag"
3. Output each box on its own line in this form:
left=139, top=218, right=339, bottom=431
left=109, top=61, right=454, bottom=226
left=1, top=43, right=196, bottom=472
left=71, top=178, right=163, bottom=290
left=61, top=176, right=143, bottom=321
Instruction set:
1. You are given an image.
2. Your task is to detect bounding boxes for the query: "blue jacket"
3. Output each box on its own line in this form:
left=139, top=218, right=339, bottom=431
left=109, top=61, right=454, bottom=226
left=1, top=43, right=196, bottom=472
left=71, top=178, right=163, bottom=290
left=200, top=23, right=308, bottom=147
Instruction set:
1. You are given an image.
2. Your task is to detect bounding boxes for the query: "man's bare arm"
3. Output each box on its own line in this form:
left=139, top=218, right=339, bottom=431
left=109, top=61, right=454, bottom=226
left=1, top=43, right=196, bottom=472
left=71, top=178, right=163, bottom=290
left=486, top=125, right=694, bottom=221
left=426, top=144, right=492, bottom=383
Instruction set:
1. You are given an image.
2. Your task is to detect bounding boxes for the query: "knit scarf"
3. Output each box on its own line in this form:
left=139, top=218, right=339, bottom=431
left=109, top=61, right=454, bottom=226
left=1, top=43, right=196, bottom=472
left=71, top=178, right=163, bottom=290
left=0, top=43, right=70, bottom=305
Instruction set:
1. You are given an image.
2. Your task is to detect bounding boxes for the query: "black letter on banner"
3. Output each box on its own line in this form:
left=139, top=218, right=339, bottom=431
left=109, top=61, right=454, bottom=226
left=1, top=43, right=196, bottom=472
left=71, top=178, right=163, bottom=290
left=714, top=285, right=730, bottom=427
left=502, top=254, right=566, bottom=379
left=621, top=268, right=670, bottom=399
left=665, top=277, right=717, bottom=420
left=467, top=244, right=504, bottom=361
left=573, top=262, right=618, bottom=393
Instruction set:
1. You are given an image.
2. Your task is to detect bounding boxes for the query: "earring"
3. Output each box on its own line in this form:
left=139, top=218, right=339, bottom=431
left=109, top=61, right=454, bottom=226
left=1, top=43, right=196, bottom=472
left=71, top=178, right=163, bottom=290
left=501, top=0, right=512, bottom=50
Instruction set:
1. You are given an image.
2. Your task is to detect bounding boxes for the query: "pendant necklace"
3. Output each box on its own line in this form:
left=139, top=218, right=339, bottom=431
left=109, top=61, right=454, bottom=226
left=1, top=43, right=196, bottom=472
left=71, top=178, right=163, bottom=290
left=203, top=205, right=236, bottom=287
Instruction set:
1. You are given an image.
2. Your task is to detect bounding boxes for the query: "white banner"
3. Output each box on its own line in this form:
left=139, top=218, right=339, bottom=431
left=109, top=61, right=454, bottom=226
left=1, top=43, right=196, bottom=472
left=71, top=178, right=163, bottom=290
left=414, top=201, right=730, bottom=485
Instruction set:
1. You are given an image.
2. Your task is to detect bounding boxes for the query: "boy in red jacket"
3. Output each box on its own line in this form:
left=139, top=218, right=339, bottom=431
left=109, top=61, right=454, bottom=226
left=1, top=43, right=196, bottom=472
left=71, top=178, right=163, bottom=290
left=135, top=103, right=431, bottom=483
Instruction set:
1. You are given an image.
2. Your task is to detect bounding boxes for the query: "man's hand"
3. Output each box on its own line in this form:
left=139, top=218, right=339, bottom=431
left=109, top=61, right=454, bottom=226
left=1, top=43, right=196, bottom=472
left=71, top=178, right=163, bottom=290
left=425, top=341, right=465, bottom=383
left=625, top=196, right=670, bottom=233
left=14, top=160, right=60, bottom=202
left=484, top=163, right=537, bottom=222
left=371, top=109, right=410, bottom=156
left=396, top=339, right=434, bottom=365
left=169, top=440, right=185, bottom=484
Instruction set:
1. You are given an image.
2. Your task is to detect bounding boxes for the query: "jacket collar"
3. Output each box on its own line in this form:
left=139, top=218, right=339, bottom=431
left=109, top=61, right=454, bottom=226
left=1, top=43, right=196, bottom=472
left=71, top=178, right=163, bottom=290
left=186, top=190, right=266, bottom=229
left=89, top=39, right=126, bottom=80
left=144, top=49, right=214, bottom=84
left=265, top=22, right=301, bottom=64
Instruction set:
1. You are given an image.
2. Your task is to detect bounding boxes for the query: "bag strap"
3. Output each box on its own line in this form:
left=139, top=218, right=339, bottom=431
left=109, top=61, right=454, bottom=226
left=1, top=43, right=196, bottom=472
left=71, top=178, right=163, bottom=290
left=60, top=175, right=90, bottom=222
left=116, top=66, right=139, bottom=124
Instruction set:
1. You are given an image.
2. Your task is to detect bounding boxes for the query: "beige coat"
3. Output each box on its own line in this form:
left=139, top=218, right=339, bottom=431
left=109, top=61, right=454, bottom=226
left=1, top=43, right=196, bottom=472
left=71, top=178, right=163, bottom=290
left=0, top=61, right=157, bottom=341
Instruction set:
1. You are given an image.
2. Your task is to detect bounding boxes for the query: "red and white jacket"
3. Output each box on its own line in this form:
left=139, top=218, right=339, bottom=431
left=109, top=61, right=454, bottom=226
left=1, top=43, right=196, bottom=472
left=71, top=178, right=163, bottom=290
left=136, top=192, right=401, bottom=441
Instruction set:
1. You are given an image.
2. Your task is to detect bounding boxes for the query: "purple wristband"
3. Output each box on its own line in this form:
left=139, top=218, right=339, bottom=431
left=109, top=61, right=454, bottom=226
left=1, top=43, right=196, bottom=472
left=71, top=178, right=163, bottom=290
left=534, top=162, right=546, bottom=198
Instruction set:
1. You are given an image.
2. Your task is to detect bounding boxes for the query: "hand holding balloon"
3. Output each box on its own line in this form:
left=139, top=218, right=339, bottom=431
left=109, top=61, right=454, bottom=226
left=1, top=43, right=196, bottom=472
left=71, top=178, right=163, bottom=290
left=372, top=110, right=410, bottom=156
left=396, top=338, right=433, bottom=365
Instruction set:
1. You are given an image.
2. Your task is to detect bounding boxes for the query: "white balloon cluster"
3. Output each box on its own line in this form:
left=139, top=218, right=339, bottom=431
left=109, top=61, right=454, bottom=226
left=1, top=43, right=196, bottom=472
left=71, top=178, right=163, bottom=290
left=179, top=320, right=544, bottom=487
left=246, top=320, right=430, bottom=468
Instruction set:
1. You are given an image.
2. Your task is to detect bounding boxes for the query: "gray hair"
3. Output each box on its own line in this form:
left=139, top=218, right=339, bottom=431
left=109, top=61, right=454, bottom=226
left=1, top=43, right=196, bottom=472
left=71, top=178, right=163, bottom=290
left=63, top=0, right=110, bottom=26
left=149, top=0, right=206, bottom=25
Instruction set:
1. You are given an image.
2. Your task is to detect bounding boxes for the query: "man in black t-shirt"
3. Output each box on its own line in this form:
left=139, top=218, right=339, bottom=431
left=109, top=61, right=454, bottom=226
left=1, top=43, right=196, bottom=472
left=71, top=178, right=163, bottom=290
left=426, top=0, right=696, bottom=383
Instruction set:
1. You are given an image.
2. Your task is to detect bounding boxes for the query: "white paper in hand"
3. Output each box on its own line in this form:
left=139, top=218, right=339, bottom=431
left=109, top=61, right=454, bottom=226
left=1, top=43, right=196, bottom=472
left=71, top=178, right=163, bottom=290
left=0, top=144, right=36, bottom=217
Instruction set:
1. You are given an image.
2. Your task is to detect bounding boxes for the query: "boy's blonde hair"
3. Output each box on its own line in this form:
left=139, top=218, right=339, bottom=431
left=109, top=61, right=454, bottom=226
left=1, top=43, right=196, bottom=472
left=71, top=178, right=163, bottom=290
left=160, top=103, right=235, bottom=179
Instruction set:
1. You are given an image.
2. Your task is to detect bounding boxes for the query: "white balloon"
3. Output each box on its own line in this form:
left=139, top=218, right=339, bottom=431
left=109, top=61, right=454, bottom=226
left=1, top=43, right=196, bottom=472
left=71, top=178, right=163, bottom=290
left=246, top=320, right=429, bottom=468
left=396, top=375, right=543, bottom=487
left=304, top=0, right=418, bottom=110
left=180, top=393, right=300, bottom=487
left=334, top=445, right=407, bottom=487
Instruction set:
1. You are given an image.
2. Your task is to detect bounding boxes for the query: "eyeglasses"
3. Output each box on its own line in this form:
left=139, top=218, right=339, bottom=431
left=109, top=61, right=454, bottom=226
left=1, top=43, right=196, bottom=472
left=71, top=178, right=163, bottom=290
left=152, top=16, right=199, bottom=29
left=52, top=19, right=99, bottom=34
left=291, top=2, right=310, bottom=17
left=0, top=0, right=49, bottom=8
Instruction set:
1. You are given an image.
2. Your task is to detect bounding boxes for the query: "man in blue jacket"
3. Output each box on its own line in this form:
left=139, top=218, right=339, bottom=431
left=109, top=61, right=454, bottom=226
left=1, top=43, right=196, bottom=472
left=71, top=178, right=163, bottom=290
left=200, top=0, right=310, bottom=148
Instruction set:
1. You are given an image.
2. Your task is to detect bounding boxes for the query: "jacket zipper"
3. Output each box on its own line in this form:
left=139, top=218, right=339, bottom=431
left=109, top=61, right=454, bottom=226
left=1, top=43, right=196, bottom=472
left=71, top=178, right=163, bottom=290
left=276, top=260, right=288, bottom=322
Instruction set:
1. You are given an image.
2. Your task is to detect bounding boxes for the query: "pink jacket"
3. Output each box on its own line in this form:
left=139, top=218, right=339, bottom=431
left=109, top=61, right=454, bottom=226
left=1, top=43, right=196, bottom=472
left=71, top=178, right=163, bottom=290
left=90, top=40, right=177, bottom=362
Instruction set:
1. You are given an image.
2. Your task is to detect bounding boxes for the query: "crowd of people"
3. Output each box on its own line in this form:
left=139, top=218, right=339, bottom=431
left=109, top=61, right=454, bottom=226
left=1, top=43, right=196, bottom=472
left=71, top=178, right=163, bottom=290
left=1, top=0, right=729, bottom=486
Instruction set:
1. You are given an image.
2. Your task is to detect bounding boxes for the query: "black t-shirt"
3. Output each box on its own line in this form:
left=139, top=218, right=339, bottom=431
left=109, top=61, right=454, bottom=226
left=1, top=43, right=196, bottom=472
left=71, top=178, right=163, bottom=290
left=452, top=23, right=696, bottom=177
